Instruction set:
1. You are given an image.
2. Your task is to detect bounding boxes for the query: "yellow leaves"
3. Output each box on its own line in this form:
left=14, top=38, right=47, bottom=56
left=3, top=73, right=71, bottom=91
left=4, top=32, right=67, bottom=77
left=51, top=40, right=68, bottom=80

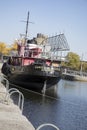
left=0, top=41, right=17, bottom=55
left=0, top=42, right=7, bottom=55
left=11, top=42, right=17, bottom=51
left=0, top=42, right=6, bottom=50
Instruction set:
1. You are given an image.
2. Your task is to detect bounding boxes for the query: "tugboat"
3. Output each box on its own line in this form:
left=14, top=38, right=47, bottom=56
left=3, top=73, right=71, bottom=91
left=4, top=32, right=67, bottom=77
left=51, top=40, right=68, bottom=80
left=1, top=12, right=69, bottom=92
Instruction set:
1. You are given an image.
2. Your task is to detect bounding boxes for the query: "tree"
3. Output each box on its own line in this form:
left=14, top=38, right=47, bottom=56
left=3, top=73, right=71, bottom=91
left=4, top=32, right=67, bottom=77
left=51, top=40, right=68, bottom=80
left=0, top=41, right=17, bottom=56
left=0, top=42, right=8, bottom=55
left=10, top=42, right=17, bottom=51
left=65, top=52, right=80, bottom=70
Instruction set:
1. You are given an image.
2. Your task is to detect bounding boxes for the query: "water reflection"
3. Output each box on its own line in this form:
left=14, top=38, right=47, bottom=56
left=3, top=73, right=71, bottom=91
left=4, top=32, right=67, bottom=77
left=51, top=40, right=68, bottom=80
left=10, top=79, right=87, bottom=130
left=45, top=84, right=59, bottom=98
left=10, top=82, right=59, bottom=99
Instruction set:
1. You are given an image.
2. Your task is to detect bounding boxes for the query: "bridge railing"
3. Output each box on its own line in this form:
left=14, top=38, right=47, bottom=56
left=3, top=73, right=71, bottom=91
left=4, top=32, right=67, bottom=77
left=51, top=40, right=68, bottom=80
left=62, top=69, right=87, bottom=77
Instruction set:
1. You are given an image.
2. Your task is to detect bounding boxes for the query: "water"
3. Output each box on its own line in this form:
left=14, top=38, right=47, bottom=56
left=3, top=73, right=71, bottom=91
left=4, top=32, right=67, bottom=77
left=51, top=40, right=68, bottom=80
left=11, top=79, right=87, bottom=130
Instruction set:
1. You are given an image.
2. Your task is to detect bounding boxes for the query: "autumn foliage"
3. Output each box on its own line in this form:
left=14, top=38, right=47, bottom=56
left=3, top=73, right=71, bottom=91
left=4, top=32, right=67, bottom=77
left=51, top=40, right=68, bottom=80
left=0, top=42, right=17, bottom=55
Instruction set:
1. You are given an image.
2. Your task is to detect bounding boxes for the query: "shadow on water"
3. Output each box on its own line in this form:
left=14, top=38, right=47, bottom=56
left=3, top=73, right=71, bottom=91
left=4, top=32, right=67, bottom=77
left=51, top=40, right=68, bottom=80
left=9, top=83, right=61, bottom=129
left=10, top=83, right=59, bottom=100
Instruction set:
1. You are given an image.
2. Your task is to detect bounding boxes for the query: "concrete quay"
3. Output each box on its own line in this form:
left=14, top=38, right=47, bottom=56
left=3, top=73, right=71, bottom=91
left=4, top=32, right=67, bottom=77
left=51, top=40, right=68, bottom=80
left=0, top=74, right=35, bottom=130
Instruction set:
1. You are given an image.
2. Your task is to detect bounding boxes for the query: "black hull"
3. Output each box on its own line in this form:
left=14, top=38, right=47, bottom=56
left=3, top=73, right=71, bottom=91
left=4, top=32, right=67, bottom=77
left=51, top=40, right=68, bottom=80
left=1, top=62, right=61, bottom=91
left=7, top=73, right=61, bottom=91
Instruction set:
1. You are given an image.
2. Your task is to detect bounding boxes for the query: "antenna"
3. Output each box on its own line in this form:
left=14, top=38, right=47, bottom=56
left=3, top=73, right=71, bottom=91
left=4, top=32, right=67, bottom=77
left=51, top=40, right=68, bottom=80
left=25, top=11, right=29, bottom=38
left=21, top=11, right=34, bottom=39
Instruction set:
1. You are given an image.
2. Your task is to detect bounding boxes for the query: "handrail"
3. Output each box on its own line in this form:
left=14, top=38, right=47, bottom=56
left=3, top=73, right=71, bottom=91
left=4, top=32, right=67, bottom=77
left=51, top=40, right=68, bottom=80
left=5, top=88, right=24, bottom=113
left=62, top=69, right=87, bottom=77
left=3, top=77, right=9, bottom=90
left=0, top=74, right=24, bottom=113
left=36, top=123, right=60, bottom=130
left=0, top=75, right=9, bottom=90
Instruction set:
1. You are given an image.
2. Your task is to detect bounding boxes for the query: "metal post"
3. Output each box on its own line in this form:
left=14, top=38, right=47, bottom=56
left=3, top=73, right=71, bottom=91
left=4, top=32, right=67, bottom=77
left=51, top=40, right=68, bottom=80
left=42, top=80, right=47, bottom=95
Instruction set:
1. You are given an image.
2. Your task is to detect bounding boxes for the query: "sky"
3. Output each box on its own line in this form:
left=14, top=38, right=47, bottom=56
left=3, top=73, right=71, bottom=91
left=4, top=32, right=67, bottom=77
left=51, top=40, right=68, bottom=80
left=0, top=0, right=87, bottom=60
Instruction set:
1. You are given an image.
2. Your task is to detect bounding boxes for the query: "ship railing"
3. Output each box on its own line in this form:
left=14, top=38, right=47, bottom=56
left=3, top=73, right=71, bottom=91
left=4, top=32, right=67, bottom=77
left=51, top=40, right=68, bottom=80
left=5, top=88, right=24, bottom=114
left=27, top=48, right=65, bottom=61
left=36, top=123, right=60, bottom=130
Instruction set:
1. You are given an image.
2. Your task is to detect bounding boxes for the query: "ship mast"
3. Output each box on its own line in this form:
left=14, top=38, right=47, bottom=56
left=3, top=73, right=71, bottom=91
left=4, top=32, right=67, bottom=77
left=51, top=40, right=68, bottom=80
left=20, top=11, right=30, bottom=42
left=24, top=11, right=34, bottom=42
left=25, top=11, right=29, bottom=39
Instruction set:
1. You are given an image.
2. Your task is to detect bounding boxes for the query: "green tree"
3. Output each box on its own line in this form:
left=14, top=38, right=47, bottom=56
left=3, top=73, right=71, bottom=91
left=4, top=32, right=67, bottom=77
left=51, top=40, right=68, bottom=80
left=65, top=52, right=80, bottom=70
left=81, top=62, right=87, bottom=72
